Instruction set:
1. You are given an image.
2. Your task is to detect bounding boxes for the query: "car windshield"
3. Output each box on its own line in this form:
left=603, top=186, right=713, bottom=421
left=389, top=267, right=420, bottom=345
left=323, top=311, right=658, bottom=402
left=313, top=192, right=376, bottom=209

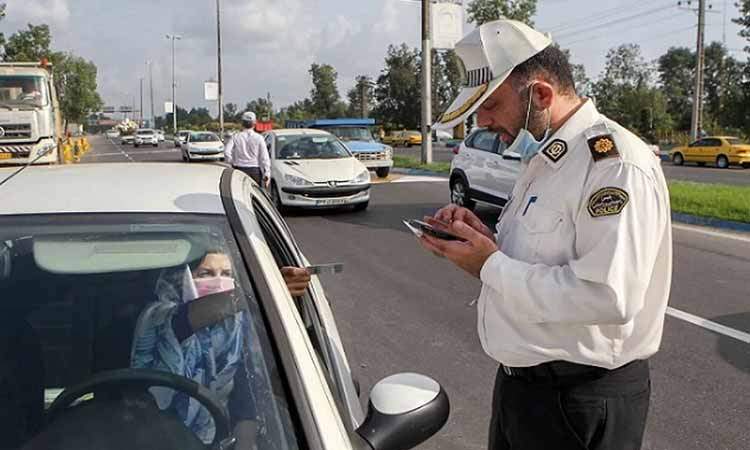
left=190, top=133, right=220, bottom=143
left=276, top=134, right=351, bottom=160
left=726, top=138, right=745, bottom=146
left=323, top=126, right=374, bottom=141
left=0, top=75, right=50, bottom=108
left=137, top=130, right=154, bottom=135
left=0, top=213, right=301, bottom=449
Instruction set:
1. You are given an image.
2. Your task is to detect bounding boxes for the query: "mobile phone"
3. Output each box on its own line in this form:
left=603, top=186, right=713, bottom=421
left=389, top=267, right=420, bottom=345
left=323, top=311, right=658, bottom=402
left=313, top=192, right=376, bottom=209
left=305, top=263, right=344, bottom=275
left=405, top=219, right=465, bottom=241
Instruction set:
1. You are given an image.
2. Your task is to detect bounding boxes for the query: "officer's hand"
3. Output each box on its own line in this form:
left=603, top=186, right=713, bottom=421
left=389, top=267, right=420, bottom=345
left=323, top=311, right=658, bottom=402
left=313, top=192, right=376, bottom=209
left=418, top=220, right=498, bottom=279
left=428, top=205, right=493, bottom=240
left=281, top=266, right=311, bottom=297
left=263, top=176, right=271, bottom=189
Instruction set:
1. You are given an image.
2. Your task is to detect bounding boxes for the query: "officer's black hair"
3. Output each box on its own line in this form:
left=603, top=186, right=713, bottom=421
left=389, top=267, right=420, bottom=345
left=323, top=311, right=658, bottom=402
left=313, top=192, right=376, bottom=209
left=509, top=45, right=577, bottom=96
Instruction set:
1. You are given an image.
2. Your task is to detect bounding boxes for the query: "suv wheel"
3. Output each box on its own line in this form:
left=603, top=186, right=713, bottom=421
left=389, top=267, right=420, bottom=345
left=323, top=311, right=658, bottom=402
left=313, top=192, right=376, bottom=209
left=716, top=155, right=729, bottom=169
left=450, top=176, right=475, bottom=210
left=672, top=153, right=684, bottom=166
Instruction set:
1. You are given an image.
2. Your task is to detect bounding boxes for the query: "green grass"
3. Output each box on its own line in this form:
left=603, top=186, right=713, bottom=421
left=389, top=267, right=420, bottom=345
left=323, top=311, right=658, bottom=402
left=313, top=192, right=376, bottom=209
left=668, top=181, right=750, bottom=223
left=393, top=155, right=451, bottom=174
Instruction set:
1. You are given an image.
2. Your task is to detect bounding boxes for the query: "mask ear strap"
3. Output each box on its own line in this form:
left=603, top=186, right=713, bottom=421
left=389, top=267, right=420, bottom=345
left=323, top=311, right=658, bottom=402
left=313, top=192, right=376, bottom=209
left=523, top=83, right=536, bottom=129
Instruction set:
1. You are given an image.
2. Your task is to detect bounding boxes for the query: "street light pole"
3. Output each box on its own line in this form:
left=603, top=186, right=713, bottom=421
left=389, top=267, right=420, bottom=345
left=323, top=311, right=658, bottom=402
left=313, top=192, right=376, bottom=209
left=147, top=61, right=155, bottom=129
left=139, top=77, right=144, bottom=127
left=421, top=0, right=433, bottom=164
left=216, top=0, right=224, bottom=135
left=690, top=0, right=706, bottom=140
left=166, top=34, right=182, bottom=134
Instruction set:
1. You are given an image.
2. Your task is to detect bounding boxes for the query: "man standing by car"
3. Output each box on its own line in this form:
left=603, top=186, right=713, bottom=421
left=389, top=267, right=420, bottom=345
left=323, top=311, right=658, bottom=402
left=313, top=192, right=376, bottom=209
left=224, top=111, right=270, bottom=188
left=418, top=20, right=672, bottom=450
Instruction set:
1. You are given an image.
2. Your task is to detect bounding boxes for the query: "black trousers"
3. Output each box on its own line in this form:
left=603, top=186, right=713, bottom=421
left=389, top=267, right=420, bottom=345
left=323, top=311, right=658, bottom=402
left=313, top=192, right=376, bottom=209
left=488, top=359, right=650, bottom=450
left=234, top=166, right=263, bottom=185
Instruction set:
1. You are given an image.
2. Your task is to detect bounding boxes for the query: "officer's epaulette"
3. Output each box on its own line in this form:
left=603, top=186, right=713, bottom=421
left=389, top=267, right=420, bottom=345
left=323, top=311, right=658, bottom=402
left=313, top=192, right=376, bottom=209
left=587, top=133, right=620, bottom=162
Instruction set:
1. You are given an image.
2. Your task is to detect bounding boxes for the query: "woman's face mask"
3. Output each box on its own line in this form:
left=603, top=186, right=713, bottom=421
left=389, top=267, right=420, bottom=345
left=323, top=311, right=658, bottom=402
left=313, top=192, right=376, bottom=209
left=505, top=82, right=551, bottom=162
left=194, top=276, right=235, bottom=298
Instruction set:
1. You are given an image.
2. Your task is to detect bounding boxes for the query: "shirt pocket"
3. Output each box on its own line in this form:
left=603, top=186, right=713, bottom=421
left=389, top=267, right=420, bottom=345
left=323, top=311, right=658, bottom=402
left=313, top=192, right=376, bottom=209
left=517, top=205, right=568, bottom=264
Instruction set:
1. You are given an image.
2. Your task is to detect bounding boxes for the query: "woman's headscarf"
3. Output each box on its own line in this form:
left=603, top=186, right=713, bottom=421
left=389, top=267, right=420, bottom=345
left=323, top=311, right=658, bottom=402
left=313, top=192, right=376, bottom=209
left=130, top=264, right=247, bottom=443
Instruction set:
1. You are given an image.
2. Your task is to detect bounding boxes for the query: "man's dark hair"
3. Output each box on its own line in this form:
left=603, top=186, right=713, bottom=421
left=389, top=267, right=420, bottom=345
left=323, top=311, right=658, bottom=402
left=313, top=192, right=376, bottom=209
left=509, top=45, right=577, bottom=96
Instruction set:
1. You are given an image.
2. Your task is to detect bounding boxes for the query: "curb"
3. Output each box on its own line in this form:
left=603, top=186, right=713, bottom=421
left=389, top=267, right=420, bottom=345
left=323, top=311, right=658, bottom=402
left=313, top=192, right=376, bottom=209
left=671, top=212, right=750, bottom=233
left=392, top=167, right=449, bottom=178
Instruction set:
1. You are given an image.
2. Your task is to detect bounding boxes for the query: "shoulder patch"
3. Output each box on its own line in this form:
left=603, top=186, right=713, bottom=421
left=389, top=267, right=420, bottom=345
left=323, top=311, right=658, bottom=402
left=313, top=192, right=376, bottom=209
left=587, top=134, right=619, bottom=162
left=587, top=187, right=629, bottom=218
left=541, top=139, right=568, bottom=162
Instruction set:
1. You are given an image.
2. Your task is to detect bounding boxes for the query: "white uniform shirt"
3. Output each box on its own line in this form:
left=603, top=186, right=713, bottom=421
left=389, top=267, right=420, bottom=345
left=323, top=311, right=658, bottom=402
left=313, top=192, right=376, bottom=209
left=224, top=128, right=271, bottom=175
left=477, top=100, right=672, bottom=370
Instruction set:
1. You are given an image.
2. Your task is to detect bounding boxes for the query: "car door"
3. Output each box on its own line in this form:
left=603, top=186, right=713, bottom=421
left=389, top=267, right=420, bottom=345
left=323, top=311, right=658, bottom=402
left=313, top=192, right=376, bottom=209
left=706, top=138, right=722, bottom=164
left=225, top=172, right=355, bottom=449
left=468, top=130, right=501, bottom=197
left=485, top=140, right=521, bottom=202
left=686, top=138, right=704, bottom=163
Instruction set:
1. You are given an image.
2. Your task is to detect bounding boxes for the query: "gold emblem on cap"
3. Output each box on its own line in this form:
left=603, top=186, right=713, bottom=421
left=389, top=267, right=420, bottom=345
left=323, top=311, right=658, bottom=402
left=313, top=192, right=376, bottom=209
left=594, top=137, right=614, bottom=154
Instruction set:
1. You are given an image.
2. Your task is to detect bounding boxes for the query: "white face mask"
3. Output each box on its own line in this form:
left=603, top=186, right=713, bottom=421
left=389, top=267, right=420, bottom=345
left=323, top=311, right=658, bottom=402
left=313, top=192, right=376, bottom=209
left=505, top=83, right=551, bottom=162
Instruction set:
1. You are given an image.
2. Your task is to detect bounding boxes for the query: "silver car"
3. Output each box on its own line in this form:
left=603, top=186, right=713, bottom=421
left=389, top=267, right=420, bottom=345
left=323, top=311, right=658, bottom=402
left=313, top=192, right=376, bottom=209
left=0, top=163, right=449, bottom=450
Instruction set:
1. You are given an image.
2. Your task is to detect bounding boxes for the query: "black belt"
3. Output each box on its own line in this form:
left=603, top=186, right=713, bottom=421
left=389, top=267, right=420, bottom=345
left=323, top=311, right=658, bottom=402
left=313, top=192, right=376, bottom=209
left=500, top=360, right=642, bottom=383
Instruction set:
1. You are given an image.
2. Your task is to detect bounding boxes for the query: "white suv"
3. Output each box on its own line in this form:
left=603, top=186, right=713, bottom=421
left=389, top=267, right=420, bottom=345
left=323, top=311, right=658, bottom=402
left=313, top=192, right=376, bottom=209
left=133, top=128, right=159, bottom=147
left=448, top=129, right=521, bottom=210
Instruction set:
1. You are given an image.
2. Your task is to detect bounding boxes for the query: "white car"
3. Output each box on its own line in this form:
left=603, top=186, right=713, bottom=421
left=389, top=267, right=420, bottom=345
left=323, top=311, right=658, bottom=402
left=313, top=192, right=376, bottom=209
left=0, top=163, right=449, bottom=450
left=105, top=129, right=120, bottom=139
left=120, top=134, right=134, bottom=145
left=264, top=129, right=371, bottom=212
left=156, top=130, right=166, bottom=142
left=449, top=128, right=521, bottom=210
left=182, top=131, right=224, bottom=162
left=134, top=128, right=159, bottom=147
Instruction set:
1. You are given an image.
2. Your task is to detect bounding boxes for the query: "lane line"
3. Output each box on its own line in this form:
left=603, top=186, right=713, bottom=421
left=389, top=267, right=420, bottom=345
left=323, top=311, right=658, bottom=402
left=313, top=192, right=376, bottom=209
left=88, top=149, right=179, bottom=157
left=672, top=223, right=750, bottom=243
left=667, top=307, right=750, bottom=344
left=105, top=137, right=134, bottom=162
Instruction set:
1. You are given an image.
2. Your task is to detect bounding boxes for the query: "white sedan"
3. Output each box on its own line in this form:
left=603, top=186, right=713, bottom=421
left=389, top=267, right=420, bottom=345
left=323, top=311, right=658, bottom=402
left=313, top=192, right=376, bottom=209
left=264, top=129, right=371, bottom=212
left=0, top=163, right=449, bottom=450
left=182, top=131, right=225, bottom=162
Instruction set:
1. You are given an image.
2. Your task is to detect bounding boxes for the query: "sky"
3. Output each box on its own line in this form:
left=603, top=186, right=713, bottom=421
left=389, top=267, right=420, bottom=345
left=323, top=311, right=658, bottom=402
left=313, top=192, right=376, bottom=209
left=3, top=0, right=748, bottom=119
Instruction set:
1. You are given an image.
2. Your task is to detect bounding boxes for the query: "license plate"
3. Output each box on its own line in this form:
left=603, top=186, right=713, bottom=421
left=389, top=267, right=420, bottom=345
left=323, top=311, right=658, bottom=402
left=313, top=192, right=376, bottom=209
left=0, top=153, right=12, bottom=160
left=316, top=198, right=349, bottom=206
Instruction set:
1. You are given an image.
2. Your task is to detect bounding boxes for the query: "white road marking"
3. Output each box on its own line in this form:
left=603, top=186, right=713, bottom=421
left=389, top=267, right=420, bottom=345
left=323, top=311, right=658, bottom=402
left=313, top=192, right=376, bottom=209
left=666, top=307, right=750, bottom=344
left=672, top=223, right=750, bottom=243
left=105, top=137, right=134, bottom=162
left=392, top=175, right=447, bottom=183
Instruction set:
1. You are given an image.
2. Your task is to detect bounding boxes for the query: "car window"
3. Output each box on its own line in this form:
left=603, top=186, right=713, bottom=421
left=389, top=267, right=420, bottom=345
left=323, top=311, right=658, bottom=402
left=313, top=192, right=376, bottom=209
left=471, top=131, right=499, bottom=153
left=277, top=135, right=351, bottom=160
left=0, top=213, right=301, bottom=449
left=690, top=139, right=707, bottom=147
left=706, top=138, right=722, bottom=147
left=726, top=138, right=744, bottom=146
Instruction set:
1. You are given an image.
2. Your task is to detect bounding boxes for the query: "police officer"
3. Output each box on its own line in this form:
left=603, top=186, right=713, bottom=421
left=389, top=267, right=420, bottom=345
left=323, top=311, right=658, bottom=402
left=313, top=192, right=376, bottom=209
left=420, top=20, right=672, bottom=450
left=224, top=111, right=270, bottom=188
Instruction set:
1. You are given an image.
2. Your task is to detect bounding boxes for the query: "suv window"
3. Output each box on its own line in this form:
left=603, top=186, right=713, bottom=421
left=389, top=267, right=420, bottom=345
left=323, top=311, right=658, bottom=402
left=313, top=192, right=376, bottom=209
left=471, top=131, right=499, bottom=153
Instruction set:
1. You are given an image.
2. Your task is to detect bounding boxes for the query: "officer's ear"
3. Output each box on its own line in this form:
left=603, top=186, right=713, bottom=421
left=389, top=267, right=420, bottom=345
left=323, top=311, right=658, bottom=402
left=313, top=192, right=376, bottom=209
left=531, top=81, right=554, bottom=111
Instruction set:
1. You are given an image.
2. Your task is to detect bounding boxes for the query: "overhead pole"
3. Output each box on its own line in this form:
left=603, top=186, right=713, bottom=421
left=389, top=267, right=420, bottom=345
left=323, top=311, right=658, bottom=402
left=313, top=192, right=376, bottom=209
left=166, top=34, right=182, bottom=134
left=421, top=0, right=433, bottom=164
left=216, top=0, right=224, bottom=135
left=148, top=61, right=155, bottom=129
left=690, top=0, right=706, bottom=141
left=139, top=77, right=144, bottom=127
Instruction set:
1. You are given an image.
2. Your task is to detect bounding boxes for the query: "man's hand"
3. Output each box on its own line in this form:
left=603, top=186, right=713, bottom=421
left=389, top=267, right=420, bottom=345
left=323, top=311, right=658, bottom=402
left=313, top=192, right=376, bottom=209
left=281, top=266, right=311, bottom=297
left=427, top=204, right=494, bottom=240
left=418, top=220, right=499, bottom=279
left=263, top=176, right=271, bottom=189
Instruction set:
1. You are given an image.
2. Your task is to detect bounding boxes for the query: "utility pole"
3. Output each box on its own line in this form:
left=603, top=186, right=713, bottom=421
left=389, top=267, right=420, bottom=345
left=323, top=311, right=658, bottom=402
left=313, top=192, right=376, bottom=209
left=421, top=0, right=433, bottom=164
left=690, top=0, right=706, bottom=140
left=147, top=61, right=155, bottom=129
left=216, top=0, right=224, bottom=135
left=166, top=34, right=182, bottom=134
left=139, top=77, right=144, bottom=127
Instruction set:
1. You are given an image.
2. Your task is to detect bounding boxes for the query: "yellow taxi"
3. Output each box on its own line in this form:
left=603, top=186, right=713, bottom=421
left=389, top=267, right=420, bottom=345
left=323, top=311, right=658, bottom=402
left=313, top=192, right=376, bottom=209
left=382, top=130, right=423, bottom=148
left=670, top=136, right=750, bottom=169
left=402, top=130, right=423, bottom=147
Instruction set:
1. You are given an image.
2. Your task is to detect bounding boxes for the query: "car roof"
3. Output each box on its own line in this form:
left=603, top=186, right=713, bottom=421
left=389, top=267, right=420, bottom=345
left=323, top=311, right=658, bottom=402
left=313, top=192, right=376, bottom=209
left=0, top=163, right=227, bottom=215
left=270, top=128, right=331, bottom=137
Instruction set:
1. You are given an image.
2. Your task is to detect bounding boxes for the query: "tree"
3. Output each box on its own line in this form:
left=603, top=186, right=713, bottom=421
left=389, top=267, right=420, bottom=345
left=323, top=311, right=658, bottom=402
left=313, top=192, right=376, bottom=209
left=309, top=63, right=345, bottom=118
left=373, top=44, right=421, bottom=130
left=657, top=47, right=694, bottom=131
left=52, top=53, right=103, bottom=129
left=347, top=75, right=375, bottom=118
left=223, top=102, right=239, bottom=122
left=244, top=97, right=273, bottom=121
left=3, top=24, right=52, bottom=61
left=466, top=0, right=537, bottom=26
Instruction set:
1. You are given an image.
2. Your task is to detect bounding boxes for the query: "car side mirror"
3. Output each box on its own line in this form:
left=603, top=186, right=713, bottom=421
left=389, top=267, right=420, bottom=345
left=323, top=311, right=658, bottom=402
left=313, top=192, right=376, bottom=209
left=356, top=373, right=449, bottom=450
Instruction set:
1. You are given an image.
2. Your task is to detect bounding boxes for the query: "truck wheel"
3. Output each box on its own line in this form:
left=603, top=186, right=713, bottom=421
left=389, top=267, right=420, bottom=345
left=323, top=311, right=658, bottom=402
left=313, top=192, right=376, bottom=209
left=376, top=167, right=390, bottom=178
left=450, top=176, right=475, bottom=210
left=672, top=153, right=684, bottom=166
left=716, top=155, right=729, bottom=169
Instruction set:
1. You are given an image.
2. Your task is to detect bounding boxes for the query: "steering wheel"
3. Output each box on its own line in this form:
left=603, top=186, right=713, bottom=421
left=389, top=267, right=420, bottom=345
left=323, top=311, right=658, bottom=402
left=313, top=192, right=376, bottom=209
left=47, top=369, right=234, bottom=449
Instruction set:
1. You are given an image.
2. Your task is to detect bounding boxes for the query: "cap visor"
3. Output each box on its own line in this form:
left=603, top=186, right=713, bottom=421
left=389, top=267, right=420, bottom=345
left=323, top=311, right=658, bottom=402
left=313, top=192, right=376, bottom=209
left=433, top=70, right=510, bottom=130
